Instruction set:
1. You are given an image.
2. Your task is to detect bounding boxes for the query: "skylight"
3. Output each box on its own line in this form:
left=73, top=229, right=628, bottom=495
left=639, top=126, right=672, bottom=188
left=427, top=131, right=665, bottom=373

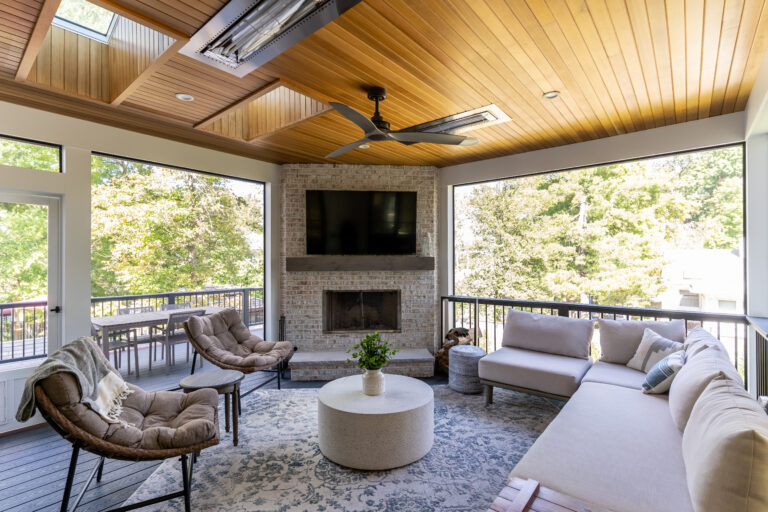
left=52, top=0, right=117, bottom=42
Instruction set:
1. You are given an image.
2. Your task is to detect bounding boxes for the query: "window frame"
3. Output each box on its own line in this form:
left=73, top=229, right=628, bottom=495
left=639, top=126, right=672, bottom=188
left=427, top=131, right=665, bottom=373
left=0, top=133, right=63, bottom=173
left=451, top=142, right=748, bottom=313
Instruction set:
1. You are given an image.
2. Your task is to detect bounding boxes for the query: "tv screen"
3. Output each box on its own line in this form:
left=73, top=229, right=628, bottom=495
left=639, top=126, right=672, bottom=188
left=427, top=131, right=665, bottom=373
left=306, top=190, right=417, bottom=255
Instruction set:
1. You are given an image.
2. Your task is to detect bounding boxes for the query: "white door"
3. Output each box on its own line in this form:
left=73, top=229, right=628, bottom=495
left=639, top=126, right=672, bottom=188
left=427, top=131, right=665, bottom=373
left=0, top=192, right=60, bottom=432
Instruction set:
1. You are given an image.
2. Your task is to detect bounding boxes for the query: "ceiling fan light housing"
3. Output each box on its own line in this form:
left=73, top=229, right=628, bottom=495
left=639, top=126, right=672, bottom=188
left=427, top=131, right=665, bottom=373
left=181, top=0, right=363, bottom=77
left=399, top=104, right=510, bottom=135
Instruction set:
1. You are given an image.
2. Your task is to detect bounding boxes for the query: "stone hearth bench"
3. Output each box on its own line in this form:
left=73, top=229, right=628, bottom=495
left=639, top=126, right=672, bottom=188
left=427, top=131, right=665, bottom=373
left=289, top=348, right=435, bottom=381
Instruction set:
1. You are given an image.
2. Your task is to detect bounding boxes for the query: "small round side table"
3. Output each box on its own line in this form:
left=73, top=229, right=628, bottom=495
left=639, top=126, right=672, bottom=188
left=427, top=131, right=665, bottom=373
left=179, top=369, right=244, bottom=446
left=448, top=345, right=486, bottom=394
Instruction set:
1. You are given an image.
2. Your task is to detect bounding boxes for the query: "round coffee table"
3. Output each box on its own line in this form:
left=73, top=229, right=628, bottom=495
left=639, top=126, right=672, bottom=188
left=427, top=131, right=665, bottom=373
left=317, top=374, right=434, bottom=470
left=179, top=369, right=244, bottom=446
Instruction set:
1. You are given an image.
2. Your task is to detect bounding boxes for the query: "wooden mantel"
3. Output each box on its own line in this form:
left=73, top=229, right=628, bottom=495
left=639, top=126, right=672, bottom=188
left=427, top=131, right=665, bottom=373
left=285, top=256, right=435, bottom=272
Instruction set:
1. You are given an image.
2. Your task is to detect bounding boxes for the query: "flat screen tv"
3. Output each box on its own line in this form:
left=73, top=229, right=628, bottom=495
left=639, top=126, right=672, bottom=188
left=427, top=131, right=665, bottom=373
left=306, top=190, right=417, bottom=255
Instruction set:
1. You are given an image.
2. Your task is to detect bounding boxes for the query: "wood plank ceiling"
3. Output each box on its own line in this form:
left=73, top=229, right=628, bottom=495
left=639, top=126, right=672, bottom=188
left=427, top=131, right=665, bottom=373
left=0, top=0, right=767, bottom=167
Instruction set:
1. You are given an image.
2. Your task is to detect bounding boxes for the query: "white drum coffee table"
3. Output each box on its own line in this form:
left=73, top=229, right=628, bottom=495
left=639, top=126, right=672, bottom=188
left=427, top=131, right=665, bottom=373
left=317, top=374, right=434, bottom=470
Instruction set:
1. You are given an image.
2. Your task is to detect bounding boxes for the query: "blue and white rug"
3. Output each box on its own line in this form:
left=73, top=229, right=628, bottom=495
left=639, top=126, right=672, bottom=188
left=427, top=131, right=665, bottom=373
left=125, top=385, right=561, bottom=512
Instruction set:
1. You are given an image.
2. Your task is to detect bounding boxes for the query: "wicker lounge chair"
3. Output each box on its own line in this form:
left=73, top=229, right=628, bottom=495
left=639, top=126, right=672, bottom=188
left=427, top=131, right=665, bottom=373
left=184, top=308, right=293, bottom=395
left=34, top=338, right=219, bottom=512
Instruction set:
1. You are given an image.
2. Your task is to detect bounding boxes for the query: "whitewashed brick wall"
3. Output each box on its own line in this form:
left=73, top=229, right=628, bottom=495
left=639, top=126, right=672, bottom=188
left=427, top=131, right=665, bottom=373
left=281, top=164, right=439, bottom=353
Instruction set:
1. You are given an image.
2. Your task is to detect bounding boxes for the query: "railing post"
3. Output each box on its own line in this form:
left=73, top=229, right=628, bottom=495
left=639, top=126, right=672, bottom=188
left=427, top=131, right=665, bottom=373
left=242, top=289, right=250, bottom=326
left=557, top=306, right=569, bottom=317
left=474, top=298, right=480, bottom=345
left=168, top=293, right=176, bottom=308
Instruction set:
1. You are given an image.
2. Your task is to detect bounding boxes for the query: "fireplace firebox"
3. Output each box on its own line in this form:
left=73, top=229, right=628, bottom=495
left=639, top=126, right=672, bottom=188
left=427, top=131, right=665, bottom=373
left=323, top=290, right=401, bottom=333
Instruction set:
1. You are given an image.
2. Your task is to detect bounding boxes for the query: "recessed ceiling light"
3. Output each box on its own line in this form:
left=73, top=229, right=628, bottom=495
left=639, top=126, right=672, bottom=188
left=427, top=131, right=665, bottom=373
left=175, top=93, right=195, bottom=102
left=542, top=90, right=560, bottom=100
left=359, top=144, right=370, bottom=149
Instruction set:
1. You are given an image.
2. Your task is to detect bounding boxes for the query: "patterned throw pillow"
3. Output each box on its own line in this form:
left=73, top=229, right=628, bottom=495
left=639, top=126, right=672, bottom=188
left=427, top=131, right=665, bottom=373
left=627, top=328, right=683, bottom=372
left=643, top=350, right=685, bottom=394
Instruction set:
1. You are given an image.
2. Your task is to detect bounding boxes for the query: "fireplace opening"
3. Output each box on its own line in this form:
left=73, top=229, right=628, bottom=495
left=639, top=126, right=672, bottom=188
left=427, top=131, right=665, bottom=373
left=323, top=290, right=401, bottom=333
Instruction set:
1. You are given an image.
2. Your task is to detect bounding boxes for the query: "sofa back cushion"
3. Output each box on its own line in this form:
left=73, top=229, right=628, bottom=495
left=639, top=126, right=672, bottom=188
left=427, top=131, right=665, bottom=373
left=682, top=378, right=768, bottom=512
left=597, top=318, right=686, bottom=364
left=186, top=308, right=253, bottom=357
left=683, top=326, right=729, bottom=358
left=669, top=346, right=743, bottom=431
left=501, top=309, right=593, bottom=359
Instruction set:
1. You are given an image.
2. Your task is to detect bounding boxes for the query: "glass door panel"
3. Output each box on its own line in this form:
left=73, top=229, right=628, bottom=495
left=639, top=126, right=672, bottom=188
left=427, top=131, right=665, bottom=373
left=0, top=193, right=59, bottom=363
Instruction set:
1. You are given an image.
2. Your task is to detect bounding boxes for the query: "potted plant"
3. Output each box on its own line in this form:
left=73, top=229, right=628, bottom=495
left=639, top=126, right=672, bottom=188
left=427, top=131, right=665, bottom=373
left=347, top=332, right=400, bottom=396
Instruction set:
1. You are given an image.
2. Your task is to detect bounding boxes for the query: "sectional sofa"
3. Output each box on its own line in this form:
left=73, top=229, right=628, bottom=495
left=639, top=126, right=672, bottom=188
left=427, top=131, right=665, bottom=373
left=478, top=310, right=768, bottom=512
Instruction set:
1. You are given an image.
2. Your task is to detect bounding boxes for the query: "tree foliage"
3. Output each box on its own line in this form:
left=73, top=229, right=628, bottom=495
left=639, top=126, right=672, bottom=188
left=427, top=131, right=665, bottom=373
left=91, top=156, right=264, bottom=297
left=0, top=203, right=47, bottom=303
left=454, top=146, right=743, bottom=307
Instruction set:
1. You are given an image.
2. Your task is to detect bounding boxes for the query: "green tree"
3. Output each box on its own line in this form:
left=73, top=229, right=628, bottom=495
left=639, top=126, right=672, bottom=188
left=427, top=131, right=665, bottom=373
left=91, top=156, right=264, bottom=296
left=455, top=146, right=743, bottom=307
left=0, top=203, right=47, bottom=303
left=0, top=138, right=59, bottom=172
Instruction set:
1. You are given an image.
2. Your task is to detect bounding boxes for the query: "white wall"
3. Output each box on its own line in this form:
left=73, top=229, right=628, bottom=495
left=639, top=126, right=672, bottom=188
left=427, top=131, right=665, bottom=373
left=0, top=100, right=281, bottom=433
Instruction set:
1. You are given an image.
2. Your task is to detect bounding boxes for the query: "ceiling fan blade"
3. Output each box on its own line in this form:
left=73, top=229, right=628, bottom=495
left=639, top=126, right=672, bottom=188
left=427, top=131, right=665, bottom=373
left=389, top=131, right=479, bottom=146
left=325, top=138, right=370, bottom=159
left=329, top=102, right=380, bottom=135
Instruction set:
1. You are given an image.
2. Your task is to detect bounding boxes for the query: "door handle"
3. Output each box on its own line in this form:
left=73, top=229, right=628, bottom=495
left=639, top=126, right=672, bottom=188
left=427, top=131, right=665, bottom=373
left=50, top=306, right=61, bottom=313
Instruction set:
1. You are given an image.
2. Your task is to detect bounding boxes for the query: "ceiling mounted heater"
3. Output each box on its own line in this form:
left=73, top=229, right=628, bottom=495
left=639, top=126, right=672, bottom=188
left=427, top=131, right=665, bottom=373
left=181, top=0, right=362, bottom=77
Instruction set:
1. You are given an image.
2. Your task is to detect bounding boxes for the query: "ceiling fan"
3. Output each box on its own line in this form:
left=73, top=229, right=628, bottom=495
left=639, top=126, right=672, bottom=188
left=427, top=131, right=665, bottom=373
left=325, top=87, right=479, bottom=158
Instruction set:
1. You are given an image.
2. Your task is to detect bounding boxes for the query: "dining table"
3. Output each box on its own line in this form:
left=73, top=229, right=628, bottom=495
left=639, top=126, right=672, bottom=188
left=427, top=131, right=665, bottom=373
left=90, top=306, right=225, bottom=363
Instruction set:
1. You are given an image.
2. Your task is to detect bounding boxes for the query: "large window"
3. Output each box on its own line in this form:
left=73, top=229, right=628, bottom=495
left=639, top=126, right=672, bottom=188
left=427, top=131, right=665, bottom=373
left=90, top=155, right=265, bottom=300
left=454, top=145, right=744, bottom=313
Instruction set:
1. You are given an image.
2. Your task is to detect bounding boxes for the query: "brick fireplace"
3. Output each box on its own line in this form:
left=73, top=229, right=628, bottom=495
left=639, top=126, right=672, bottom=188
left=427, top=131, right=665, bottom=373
left=281, top=164, right=439, bottom=380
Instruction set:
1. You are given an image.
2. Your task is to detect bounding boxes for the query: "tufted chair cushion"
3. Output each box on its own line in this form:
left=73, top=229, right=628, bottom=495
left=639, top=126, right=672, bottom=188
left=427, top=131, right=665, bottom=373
left=186, top=308, right=292, bottom=370
left=38, top=372, right=218, bottom=450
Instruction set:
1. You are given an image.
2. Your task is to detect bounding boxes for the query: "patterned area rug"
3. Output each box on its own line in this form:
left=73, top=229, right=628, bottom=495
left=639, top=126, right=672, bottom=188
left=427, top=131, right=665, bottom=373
left=125, top=385, right=561, bottom=512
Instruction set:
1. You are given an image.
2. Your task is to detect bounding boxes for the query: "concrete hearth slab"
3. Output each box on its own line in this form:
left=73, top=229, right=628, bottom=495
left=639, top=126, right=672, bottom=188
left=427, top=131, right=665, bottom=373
left=289, top=348, right=435, bottom=381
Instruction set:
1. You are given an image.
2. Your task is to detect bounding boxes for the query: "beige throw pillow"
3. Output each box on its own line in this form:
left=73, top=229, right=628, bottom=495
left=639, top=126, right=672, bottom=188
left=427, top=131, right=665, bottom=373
left=501, top=309, right=594, bottom=359
left=669, top=346, right=743, bottom=431
left=682, top=378, right=768, bottom=512
left=597, top=318, right=686, bottom=364
left=627, top=328, right=683, bottom=372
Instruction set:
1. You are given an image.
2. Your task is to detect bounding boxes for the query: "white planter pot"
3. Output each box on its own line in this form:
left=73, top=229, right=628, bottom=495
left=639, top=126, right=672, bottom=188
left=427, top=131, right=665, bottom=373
left=362, top=369, right=385, bottom=396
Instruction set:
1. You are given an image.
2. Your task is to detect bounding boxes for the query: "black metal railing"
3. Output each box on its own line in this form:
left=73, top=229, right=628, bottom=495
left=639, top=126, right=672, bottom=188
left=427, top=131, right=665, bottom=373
left=442, top=295, right=749, bottom=381
left=0, top=287, right=264, bottom=364
left=90, top=287, right=264, bottom=325
left=0, top=300, right=48, bottom=363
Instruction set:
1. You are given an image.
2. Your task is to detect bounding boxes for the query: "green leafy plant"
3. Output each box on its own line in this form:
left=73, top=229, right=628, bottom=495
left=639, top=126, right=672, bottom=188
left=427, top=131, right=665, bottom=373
left=346, top=332, right=400, bottom=370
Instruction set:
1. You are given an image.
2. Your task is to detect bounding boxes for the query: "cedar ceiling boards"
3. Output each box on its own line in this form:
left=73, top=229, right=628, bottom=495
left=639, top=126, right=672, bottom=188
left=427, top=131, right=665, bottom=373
left=0, top=0, right=46, bottom=78
left=1, top=0, right=768, bottom=167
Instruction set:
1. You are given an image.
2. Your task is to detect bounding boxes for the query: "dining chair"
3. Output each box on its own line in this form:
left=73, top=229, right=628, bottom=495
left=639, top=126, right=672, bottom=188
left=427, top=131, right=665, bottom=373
left=89, top=322, right=136, bottom=375
left=160, top=302, right=191, bottom=311
left=117, top=305, right=158, bottom=375
left=153, top=310, right=206, bottom=368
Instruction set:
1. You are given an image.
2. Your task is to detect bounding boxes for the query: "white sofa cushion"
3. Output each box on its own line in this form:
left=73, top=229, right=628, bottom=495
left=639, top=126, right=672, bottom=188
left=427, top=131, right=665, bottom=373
left=510, top=382, right=693, bottom=512
left=581, top=361, right=646, bottom=389
left=478, top=347, right=592, bottom=398
left=683, top=326, right=729, bottom=358
left=642, top=351, right=685, bottom=394
left=627, top=328, right=683, bottom=372
left=669, top=346, right=743, bottom=431
left=683, top=378, right=768, bottom=512
left=501, top=309, right=593, bottom=359
left=597, top=318, right=686, bottom=364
